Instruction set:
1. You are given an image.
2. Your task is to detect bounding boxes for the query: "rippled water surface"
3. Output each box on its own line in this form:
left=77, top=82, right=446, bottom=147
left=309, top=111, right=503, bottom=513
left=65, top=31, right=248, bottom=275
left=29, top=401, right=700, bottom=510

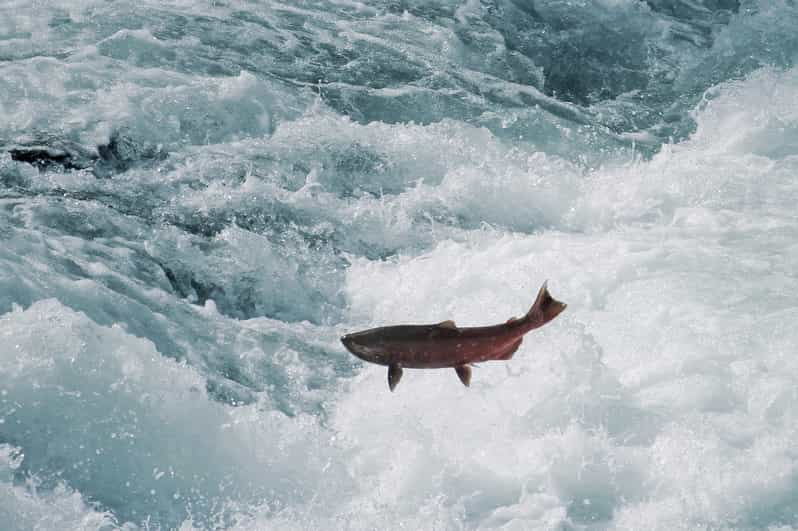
left=1, top=1, right=798, bottom=529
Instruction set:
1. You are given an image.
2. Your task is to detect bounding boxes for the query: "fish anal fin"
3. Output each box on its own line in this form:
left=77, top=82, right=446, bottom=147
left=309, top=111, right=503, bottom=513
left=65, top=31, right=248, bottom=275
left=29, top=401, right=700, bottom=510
left=437, top=320, right=457, bottom=329
left=455, top=365, right=471, bottom=387
left=496, top=339, right=523, bottom=361
left=388, top=364, right=403, bottom=392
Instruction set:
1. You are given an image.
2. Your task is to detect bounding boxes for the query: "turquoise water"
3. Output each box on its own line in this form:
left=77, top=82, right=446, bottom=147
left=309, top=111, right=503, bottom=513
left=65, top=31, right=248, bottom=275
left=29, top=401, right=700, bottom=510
left=1, top=1, right=798, bottom=529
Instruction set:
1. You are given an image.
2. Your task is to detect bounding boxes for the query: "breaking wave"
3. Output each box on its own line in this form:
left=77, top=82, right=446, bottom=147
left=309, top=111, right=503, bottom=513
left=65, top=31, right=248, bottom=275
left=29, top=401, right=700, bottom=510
left=1, top=0, right=797, bottom=529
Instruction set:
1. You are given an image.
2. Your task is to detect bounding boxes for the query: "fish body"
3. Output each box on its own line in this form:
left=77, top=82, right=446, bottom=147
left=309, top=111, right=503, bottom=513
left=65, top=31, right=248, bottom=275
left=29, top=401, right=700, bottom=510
left=341, top=282, right=566, bottom=390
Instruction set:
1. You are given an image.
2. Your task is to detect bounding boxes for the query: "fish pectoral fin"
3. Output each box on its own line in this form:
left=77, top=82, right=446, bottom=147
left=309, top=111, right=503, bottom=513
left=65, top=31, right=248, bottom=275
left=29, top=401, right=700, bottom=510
left=388, top=364, right=403, bottom=392
left=437, top=320, right=457, bottom=329
left=455, top=365, right=472, bottom=387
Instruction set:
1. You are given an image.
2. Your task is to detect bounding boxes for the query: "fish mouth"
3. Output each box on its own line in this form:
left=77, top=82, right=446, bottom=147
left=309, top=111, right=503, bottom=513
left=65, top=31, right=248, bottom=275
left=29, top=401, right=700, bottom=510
left=340, top=334, right=354, bottom=349
left=341, top=334, right=362, bottom=356
left=341, top=334, right=383, bottom=364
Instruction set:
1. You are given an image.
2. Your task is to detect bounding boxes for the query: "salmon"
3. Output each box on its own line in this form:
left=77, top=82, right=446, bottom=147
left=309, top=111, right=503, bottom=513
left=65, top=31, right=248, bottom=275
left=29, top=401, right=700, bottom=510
left=341, top=282, right=566, bottom=391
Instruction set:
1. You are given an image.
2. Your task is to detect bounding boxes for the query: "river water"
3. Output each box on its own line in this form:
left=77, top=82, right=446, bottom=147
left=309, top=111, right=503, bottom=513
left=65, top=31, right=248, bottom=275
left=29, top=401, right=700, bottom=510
left=1, top=1, right=798, bottom=529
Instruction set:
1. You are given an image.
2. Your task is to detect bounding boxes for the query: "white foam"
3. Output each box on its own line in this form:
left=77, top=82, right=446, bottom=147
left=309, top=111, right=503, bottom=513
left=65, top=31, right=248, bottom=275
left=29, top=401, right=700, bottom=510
left=328, top=66, right=798, bottom=529
left=0, top=300, right=352, bottom=528
left=0, top=444, right=123, bottom=531
left=2, top=2, right=798, bottom=528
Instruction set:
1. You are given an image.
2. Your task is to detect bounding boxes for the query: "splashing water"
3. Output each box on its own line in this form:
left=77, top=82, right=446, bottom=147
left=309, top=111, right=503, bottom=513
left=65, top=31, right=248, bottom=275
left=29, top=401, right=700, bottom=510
left=1, top=0, right=798, bottom=529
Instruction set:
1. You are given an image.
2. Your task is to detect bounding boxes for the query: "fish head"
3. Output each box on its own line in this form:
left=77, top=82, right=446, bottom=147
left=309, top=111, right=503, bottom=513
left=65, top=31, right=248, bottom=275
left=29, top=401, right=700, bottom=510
left=340, top=330, right=390, bottom=365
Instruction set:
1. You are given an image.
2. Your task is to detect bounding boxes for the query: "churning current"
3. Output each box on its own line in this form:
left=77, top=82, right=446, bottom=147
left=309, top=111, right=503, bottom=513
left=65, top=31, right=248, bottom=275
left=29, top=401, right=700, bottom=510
left=1, top=0, right=798, bottom=529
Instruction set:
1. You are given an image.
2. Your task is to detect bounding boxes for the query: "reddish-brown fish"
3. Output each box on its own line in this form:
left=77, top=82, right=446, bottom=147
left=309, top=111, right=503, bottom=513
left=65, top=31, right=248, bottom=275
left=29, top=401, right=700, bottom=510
left=341, top=282, right=566, bottom=391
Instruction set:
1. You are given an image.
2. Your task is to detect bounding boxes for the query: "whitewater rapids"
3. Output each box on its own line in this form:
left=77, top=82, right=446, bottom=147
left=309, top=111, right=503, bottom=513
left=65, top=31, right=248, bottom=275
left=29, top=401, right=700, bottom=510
left=1, top=1, right=797, bottom=529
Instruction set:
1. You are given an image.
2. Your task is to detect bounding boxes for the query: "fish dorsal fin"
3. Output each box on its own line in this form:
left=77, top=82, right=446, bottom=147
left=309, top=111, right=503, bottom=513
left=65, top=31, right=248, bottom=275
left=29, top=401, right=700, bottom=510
left=437, top=320, right=457, bottom=329
left=506, top=316, right=518, bottom=324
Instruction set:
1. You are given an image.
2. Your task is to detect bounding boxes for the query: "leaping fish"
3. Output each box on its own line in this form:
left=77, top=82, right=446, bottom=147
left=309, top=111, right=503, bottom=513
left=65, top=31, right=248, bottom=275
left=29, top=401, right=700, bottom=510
left=341, top=282, right=566, bottom=391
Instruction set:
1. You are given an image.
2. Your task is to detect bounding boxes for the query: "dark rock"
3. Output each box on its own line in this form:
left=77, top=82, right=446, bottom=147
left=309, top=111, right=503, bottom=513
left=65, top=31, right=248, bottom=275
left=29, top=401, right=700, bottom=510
left=94, top=131, right=167, bottom=178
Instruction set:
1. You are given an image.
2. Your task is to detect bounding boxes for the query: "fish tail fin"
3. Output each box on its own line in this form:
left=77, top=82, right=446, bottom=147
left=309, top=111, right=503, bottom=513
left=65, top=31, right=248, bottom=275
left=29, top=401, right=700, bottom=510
left=522, top=281, right=566, bottom=331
